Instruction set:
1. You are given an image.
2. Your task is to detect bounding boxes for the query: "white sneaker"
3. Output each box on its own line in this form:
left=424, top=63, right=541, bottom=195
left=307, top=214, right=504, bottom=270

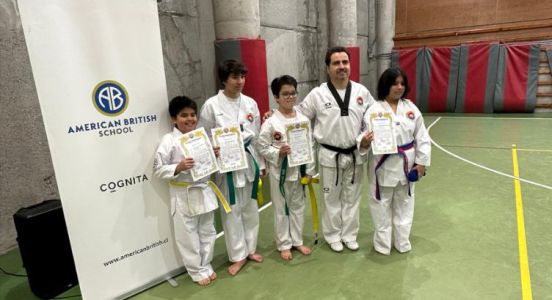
left=329, top=242, right=344, bottom=252
left=345, top=241, right=359, bottom=251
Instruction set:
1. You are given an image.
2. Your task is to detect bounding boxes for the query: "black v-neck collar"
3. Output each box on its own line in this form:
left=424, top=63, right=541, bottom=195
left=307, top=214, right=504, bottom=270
left=327, top=80, right=351, bottom=116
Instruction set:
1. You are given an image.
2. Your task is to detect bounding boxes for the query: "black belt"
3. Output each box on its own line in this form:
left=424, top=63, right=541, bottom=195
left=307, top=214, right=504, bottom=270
left=320, top=144, right=357, bottom=186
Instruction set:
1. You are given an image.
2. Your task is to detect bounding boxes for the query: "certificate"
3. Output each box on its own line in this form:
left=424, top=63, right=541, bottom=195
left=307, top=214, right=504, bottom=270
left=369, top=112, right=398, bottom=155
left=211, top=125, right=248, bottom=173
left=178, top=127, right=219, bottom=181
left=286, top=121, right=314, bottom=167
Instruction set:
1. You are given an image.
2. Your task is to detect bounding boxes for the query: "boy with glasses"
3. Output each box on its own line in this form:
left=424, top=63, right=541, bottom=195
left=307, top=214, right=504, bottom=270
left=257, top=75, right=315, bottom=260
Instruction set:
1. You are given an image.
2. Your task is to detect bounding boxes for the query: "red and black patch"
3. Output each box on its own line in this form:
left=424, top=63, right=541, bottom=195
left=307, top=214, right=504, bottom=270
left=273, top=131, right=282, bottom=141
left=246, top=113, right=254, bottom=123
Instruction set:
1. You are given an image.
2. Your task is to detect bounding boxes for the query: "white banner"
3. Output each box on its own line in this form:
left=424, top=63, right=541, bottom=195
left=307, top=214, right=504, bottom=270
left=18, top=1, right=182, bottom=299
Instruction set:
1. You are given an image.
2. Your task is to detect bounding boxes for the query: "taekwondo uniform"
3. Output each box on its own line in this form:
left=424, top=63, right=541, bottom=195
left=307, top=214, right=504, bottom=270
left=153, top=127, right=218, bottom=282
left=256, top=109, right=316, bottom=251
left=361, top=99, right=431, bottom=254
left=297, top=80, right=375, bottom=245
left=198, top=90, right=264, bottom=262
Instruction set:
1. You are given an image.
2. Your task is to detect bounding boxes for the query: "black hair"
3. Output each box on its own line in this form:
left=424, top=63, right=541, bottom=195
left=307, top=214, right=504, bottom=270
left=270, top=75, right=298, bottom=96
left=218, top=59, right=248, bottom=84
left=168, top=96, right=197, bottom=118
left=377, top=67, right=410, bottom=100
left=324, top=46, right=350, bottom=66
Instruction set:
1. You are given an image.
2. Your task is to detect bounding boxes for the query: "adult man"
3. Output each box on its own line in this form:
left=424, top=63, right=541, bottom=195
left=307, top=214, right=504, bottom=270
left=297, top=46, right=375, bottom=252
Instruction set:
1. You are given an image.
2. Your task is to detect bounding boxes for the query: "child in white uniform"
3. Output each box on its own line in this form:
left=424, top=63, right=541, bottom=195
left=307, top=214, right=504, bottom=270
left=153, top=96, right=223, bottom=286
left=197, top=60, right=265, bottom=276
left=257, top=75, right=315, bottom=261
left=359, top=68, right=431, bottom=255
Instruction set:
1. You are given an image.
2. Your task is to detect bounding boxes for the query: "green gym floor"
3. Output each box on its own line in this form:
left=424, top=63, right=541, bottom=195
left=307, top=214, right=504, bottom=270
left=1, top=114, right=551, bottom=300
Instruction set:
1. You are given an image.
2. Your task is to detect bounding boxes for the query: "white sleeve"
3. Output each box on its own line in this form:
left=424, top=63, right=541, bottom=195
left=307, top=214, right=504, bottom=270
left=197, top=101, right=216, bottom=138
left=250, top=102, right=266, bottom=171
left=356, top=131, right=371, bottom=156
left=356, top=106, right=372, bottom=156
left=296, top=89, right=317, bottom=120
left=255, top=120, right=281, bottom=166
left=413, top=109, right=431, bottom=167
left=153, top=136, right=178, bottom=180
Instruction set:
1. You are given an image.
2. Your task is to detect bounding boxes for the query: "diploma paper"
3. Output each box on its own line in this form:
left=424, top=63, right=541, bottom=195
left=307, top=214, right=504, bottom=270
left=211, top=125, right=248, bottom=173
left=286, top=121, right=314, bottom=167
left=178, top=127, right=219, bottom=181
left=369, top=112, right=398, bottom=155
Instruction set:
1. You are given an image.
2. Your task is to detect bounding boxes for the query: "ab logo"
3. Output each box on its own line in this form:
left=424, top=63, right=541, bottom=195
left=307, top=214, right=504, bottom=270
left=92, top=80, right=129, bottom=116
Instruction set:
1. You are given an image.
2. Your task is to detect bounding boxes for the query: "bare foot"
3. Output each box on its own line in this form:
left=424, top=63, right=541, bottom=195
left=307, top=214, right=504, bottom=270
left=280, top=249, right=293, bottom=261
left=247, top=253, right=264, bottom=263
left=228, top=259, right=246, bottom=276
left=209, top=272, right=217, bottom=281
left=294, top=245, right=312, bottom=256
left=197, top=277, right=210, bottom=286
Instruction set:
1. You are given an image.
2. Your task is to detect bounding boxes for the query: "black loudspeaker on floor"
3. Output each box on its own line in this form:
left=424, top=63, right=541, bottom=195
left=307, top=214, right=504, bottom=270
left=13, top=199, right=79, bottom=299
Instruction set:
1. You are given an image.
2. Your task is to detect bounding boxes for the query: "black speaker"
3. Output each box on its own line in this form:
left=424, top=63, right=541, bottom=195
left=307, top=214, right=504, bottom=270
left=13, top=199, right=78, bottom=299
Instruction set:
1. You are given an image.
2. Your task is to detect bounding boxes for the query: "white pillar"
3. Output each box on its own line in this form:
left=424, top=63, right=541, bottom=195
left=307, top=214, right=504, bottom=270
left=367, top=0, right=378, bottom=93
left=328, top=0, right=357, bottom=47
left=212, top=0, right=260, bottom=39
left=376, top=0, right=395, bottom=76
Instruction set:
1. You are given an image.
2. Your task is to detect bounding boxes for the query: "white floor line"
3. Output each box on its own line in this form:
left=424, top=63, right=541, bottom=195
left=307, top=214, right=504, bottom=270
left=215, top=201, right=273, bottom=239
left=428, top=117, right=552, bottom=190
left=431, top=116, right=552, bottom=120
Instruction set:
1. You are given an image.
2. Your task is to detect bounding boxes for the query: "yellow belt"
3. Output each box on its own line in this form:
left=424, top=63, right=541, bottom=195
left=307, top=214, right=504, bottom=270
left=257, top=179, right=264, bottom=206
left=169, top=181, right=231, bottom=214
left=301, top=175, right=319, bottom=244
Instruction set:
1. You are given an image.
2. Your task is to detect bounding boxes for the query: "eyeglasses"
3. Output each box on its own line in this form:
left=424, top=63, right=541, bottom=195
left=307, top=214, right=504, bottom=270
left=279, top=92, right=298, bottom=99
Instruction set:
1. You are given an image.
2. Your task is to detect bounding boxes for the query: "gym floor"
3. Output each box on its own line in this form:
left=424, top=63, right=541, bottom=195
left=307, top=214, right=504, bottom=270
left=1, top=114, right=551, bottom=300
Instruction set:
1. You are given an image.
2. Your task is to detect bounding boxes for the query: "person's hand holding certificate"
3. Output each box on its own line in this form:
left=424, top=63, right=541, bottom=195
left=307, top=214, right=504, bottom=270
left=286, top=121, right=314, bottom=167
left=211, top=125, right=248, bottom=173
left=369, top=112, right=398, bottom=155
left=178, top=127, right=219, bottom=181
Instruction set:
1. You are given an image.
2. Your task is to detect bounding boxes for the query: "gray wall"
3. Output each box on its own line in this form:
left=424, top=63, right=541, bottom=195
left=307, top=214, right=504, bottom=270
left=0, top=0, right=377, bottom=254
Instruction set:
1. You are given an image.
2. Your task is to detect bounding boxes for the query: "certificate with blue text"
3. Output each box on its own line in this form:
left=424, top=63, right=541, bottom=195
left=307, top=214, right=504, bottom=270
left=179, top=127, right=219, bottom=180
left=369, top=112, right=398, bottom=155
left=285, top=121, right=314, bottom=167
left=211, top=125, right=248, bottom=173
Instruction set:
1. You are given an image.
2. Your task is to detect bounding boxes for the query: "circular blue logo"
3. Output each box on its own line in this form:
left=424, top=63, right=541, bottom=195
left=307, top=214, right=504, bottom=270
left=92, top=80, right=129, bottom=116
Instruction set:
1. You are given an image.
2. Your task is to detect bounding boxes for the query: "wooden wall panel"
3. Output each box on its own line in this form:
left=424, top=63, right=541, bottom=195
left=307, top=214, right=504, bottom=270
left=395, top=0, right=552, bottom=48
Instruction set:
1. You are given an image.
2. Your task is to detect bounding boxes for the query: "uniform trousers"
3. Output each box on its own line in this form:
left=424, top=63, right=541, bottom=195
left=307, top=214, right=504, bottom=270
left=320, top=162, right=364, bottom=244
left=269, top=176, right=305, bottom=251
left=220, top=184, right=259, bottom=262
left=369, top=182, right=415, bottom=255
left=172, top=209, right=216, bottom=281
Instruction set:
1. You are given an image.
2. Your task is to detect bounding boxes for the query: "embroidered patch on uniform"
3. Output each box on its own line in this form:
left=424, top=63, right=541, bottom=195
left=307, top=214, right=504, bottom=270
left=356, top=96, right=363, bottom=105
left=273, top=131, right=282, bottom=141
left=246, top=113, right=254, bottom=123
left=324, top=102, right=332, bottom=109
left=322, top=187, right=330, bottom=193
left=406, top=111, right=415, bottom=120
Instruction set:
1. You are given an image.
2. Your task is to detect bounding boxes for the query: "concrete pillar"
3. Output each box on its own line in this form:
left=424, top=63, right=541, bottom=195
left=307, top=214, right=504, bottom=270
left=367, top=0, right=378, bottom=94
left=328, top=0, right=360, bottom=82
left=328, top=0, right=357, bottom=47
left=213, top=0, right=260, bottom=39
left=376, top=0, right=395, bottom=77
left=212, top=0, right=269, bottom=115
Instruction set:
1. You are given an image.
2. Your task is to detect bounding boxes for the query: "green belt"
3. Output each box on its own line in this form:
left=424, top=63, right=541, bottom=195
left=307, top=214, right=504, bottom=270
left=226, top=140, right=260, bottom=205
left=279, top=157, right=306, bottom=216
